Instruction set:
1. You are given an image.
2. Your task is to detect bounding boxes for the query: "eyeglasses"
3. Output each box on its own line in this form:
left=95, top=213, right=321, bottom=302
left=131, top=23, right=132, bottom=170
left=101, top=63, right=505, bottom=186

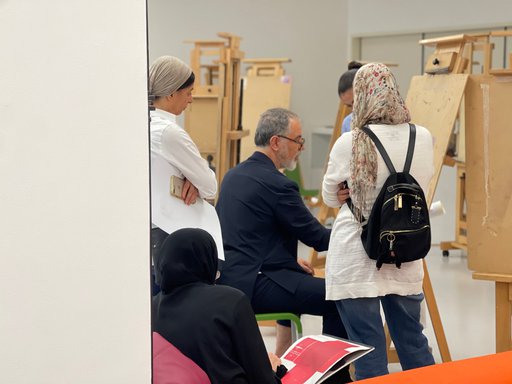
left=276, top=135, right=306, bottom=148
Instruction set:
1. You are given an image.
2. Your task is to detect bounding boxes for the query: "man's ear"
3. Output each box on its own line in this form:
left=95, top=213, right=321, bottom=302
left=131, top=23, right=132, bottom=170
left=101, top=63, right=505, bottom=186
left=269, top=136, right=280, bottom=151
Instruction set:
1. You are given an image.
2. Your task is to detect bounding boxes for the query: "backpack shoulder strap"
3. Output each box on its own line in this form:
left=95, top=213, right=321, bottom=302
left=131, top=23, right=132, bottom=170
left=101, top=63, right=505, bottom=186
left=361, top=126, right=396, bottom=173
left=403, top=123, right=416, bottom=174
left=362, top=124, right=417, bottom=174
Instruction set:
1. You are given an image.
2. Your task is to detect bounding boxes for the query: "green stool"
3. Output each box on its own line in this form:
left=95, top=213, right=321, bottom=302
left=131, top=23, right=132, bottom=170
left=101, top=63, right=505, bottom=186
left=255, top=312, right=303, bottom=342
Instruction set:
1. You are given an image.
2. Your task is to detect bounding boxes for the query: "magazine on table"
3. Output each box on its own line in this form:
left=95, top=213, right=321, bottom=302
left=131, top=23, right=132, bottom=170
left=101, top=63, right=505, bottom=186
left=280, top=334, right=374, bottom=384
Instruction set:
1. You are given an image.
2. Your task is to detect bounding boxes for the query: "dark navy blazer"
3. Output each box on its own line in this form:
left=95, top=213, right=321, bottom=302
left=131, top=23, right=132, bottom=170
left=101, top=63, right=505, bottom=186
left=216, top=152, right=331, bottom=299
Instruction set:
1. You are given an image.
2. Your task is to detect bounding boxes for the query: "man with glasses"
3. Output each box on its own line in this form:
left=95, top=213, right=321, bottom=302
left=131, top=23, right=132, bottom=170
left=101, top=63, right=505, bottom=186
left=216, top=108, right=351, bottom=382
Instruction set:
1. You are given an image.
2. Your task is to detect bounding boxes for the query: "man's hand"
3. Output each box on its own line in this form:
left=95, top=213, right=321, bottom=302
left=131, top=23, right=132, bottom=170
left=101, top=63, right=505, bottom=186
left=267, top=352, right=282, bottom=372
left=298, top=258, right=314, bottom=276
left=337, top=181, right=350, bottom=206
left=181, top=178, right=199, bottom=205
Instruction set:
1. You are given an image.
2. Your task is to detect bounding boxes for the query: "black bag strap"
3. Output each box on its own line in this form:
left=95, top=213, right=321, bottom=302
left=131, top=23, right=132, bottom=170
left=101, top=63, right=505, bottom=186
left=346, top=123, right=416, bottom=222
left=361, top=126, right=396, bottom=173
left=403, top=123, right=416, bottom=173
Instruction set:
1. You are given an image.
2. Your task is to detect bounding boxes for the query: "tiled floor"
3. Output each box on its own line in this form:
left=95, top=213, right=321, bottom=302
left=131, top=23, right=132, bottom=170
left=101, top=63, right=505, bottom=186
left=260, top=245, right=497, bottom=372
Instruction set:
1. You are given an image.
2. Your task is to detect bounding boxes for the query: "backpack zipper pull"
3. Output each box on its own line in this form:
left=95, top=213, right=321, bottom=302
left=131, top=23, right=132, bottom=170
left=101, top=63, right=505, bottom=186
left=388, top=233, right=395, bottom=252
left=398, top=194, right=403, bottom=209
left=394, top=195, right=398, bottom=211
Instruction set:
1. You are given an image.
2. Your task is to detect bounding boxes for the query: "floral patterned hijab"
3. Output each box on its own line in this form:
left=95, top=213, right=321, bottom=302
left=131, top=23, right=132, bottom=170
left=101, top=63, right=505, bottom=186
left=350, top=63, right=411, bottom=216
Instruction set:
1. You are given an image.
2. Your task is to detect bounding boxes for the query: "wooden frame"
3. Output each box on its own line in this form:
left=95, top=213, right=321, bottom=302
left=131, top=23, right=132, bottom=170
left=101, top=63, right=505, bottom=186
left=185, top=32, right=249, bottom=189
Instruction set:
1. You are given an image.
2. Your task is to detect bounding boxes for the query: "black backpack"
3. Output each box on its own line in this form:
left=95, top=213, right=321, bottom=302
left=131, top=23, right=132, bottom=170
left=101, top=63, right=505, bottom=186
left=348, top=124, right=431, bottom=269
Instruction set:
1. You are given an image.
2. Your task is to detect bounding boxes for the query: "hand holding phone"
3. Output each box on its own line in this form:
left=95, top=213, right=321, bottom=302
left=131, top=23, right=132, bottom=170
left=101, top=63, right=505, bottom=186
left=170, top=176, right=198, bottom=205
left=181, top=179, right=198, bottom=205
left=170, top=175, right=185, bottom=199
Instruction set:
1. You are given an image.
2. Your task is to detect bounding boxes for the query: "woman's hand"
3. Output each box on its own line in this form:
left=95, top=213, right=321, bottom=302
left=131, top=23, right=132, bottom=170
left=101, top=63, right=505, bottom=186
left=268, top=352, right=282, bottom=372
left=298, top=258, right=314, bottom=276
left=337, top=181, right=350, bottom=205
left=181, top=178, right=199, bottom=205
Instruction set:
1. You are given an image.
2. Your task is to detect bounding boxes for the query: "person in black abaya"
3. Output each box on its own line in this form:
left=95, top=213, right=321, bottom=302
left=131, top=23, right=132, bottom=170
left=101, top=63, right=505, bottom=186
left=152, top=228, right=284, bottom=384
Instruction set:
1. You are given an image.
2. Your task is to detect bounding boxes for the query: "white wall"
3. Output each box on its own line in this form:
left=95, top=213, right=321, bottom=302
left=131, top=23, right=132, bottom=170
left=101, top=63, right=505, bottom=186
left=148, top=0, right=349, bottom=187
left=348, top=0, right=512, bottom=37
left=0, top=1, right=151, bottom=383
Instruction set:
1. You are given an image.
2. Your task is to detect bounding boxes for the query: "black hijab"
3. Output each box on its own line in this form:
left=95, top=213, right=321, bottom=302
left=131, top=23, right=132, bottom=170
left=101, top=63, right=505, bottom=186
left=154, top=228, right=218, bottom=294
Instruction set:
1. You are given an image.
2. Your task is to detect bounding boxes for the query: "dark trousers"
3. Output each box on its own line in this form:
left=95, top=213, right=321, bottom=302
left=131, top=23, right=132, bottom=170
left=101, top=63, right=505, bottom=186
left=251, top=273, right=352, bottom=382
left=251, top=274, right=348, bottom=339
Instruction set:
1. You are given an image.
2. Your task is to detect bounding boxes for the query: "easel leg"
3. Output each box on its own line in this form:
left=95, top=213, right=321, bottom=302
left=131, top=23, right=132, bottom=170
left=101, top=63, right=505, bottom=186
left=495, top=282, right=512, bottom=352
left=423, top=260, right=452, bottom=362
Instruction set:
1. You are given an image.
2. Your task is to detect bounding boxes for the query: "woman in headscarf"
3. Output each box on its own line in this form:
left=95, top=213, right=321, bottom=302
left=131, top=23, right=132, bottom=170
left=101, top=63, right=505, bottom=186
left=152, top=228, right=284, bottom=384
left=322, top=63, right=435, bottom=380
left=149, top=56, right=217, bottom=292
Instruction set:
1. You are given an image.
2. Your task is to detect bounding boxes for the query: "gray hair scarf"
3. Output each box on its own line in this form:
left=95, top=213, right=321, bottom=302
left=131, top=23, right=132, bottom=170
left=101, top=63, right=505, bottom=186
left=149, top=56, right=192, bottom=97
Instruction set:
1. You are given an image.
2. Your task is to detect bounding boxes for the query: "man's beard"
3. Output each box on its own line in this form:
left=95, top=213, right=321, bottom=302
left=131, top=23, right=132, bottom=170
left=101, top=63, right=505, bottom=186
left=283, top=158, right=297, bottom=171
left=278, top=147, right=298, bottom=171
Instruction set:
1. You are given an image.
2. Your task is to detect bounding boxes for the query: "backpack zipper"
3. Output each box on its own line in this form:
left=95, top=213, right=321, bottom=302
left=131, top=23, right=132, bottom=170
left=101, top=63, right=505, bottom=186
left=387, top=183, right=421, bottom=193
left=379, top=225, right=430, bottom=244
left=383, top=193, right=422, bottom=211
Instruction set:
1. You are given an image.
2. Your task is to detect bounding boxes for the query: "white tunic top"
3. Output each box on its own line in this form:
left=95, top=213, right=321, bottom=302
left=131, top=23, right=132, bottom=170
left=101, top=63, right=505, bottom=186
left=322, top=123, right=434, bottom=300
left=150, top=108, right=217, bottom=199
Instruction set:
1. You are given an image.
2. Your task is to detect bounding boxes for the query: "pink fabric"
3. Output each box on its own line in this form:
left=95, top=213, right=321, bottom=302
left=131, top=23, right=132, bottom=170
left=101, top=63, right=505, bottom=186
left=152, top=332, right=211, bottom=384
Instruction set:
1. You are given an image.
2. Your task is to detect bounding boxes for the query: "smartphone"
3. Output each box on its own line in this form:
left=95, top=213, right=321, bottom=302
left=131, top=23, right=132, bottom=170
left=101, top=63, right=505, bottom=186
left=170, top=175, right=185, bottom=199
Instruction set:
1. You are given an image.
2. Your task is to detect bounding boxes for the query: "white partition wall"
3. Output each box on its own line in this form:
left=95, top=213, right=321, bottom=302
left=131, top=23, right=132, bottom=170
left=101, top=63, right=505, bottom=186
left=0, top=1, right=151, bottom=383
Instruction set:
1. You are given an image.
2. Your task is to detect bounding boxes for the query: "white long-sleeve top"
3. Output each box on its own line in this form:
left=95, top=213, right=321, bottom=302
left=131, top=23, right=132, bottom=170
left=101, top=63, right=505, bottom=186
left=150, top=109, right=217, bottom=199
left=322, top=123, right=434, bottom=300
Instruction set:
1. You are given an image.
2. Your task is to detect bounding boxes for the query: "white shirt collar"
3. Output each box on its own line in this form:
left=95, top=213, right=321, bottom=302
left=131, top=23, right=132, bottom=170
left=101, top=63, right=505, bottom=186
left=151, top=108, right=177, bottom=122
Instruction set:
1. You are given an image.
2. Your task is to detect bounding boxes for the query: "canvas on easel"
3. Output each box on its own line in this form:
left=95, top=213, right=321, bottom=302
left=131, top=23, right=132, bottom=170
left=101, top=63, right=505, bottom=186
left=240, top=58, right=292, bottom=162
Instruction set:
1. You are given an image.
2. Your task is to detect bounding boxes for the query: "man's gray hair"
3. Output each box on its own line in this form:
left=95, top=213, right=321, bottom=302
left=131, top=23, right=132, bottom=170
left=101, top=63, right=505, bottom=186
left=254, top=108, right=299, bottom=147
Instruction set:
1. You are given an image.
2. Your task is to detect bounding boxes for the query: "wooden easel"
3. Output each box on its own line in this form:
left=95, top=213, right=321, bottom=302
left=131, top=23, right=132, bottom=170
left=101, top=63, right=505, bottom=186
left=423, top=34, right=474, bottom=257
left=184, top=32, right=249, bottom=188
left=239, top=58, right=292, bottom=161
left=462, top=30, right=512, bottom=353
left=440, top=31, right=512, bottom=258
left=439, top=161, right=467, bottom=256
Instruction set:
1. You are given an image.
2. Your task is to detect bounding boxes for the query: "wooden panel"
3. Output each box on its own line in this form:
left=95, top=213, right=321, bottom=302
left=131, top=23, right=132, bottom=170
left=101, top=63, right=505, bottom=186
left=185, top=97, right=219, bottom=156
left=465, top=75, right=512, bottom=275
left=405, top=74, right=469, bottom=204
left=240, top=75, right=291, bottom=161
